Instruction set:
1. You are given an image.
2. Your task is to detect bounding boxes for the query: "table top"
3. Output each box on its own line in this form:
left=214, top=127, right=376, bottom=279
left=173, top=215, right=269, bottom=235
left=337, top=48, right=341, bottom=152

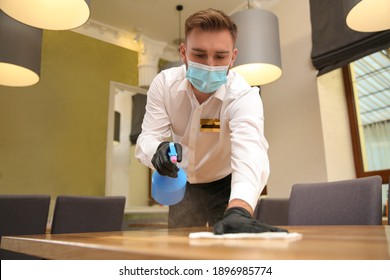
left=1, top=225, right=389, bottom=260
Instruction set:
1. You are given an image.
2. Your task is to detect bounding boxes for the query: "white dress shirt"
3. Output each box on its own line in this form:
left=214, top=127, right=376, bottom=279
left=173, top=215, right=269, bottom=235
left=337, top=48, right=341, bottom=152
left=135, top=65, right=269, bottom=211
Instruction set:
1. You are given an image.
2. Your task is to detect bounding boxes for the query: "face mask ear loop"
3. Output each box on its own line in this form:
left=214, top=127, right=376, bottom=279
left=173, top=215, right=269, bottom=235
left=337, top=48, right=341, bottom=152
left=225, top=58, right=232, bottom=75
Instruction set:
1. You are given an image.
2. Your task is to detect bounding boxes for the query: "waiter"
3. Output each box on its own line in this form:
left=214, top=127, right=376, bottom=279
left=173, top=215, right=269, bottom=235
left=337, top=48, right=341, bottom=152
left=136, top=8, right=286, bottom=234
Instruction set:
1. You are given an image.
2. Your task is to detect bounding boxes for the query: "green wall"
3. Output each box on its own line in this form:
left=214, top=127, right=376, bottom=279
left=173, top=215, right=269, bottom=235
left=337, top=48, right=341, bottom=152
left=0, top=30, right=138, bottom=204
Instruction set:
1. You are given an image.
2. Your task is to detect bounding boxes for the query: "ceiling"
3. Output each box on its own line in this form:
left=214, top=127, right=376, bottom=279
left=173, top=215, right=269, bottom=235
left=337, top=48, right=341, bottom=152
left=89, top=0, right=267, bottom=48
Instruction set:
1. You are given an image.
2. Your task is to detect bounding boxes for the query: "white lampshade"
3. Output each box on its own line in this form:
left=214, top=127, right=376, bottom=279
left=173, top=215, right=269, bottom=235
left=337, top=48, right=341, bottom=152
left=231, top=9, right=282, bottom=86
left=346, top=0, right=390, bottom=32
left=0, top=11, right=42, bottom=87
left=1, top=0, right=91, bottom=30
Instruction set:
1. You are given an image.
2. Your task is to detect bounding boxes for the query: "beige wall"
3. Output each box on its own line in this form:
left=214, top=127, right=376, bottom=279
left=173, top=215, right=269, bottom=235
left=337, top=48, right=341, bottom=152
left=262, top=0, right=355, bottom=198
left=317, top=69, right=356, bottom=182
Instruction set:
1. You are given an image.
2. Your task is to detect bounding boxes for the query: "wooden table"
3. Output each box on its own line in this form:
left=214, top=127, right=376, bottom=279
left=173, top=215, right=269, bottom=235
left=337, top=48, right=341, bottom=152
left=1, top=226, right=389, bottom=260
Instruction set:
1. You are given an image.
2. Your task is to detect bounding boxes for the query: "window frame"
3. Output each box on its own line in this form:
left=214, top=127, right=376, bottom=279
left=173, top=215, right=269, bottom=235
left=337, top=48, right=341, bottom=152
left=342, top=65, right=389, bottom=184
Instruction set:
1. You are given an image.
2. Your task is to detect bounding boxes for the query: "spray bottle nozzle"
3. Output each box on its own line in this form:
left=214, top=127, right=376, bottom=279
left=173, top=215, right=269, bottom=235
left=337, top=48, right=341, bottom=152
left=168, top=142, right=177, bottom=164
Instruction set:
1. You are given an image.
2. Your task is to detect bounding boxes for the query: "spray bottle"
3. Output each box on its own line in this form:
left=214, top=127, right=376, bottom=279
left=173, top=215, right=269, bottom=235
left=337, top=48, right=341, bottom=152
left=152, top=142, right=187, bottom=205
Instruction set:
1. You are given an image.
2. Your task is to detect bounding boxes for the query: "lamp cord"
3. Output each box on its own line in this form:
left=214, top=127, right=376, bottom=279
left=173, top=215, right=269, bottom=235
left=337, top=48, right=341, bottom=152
left=177, top=5, right=183, bottom=45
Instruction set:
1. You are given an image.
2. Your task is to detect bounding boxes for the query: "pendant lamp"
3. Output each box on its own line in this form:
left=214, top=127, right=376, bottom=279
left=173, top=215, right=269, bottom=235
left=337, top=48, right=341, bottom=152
left=345, top=0, right=390, bottom=32
left=1, top=0, right=91, bottom=30
left=231, top=8, right=282, bottom=86
left=0, top=11, right=42, bottom=87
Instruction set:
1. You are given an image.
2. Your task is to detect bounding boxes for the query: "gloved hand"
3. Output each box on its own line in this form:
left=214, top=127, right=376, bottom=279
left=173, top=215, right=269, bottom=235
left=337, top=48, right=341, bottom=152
left=213, top=207, right=288, bottom=235
left=151, top=142, right=183, bottom=178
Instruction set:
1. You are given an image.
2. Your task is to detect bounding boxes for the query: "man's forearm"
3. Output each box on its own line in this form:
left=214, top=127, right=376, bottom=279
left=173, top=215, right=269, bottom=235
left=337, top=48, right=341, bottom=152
left=227, top=199, right=254, bottom=216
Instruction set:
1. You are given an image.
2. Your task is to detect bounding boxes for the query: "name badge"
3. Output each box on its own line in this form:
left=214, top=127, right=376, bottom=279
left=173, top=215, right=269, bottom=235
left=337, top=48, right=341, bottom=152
left=200, top=119, right=220, bottom=132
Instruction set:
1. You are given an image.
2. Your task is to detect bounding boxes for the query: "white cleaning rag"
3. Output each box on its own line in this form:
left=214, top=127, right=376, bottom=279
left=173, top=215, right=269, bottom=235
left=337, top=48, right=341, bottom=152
left=189, top=231, right=302, bottom=240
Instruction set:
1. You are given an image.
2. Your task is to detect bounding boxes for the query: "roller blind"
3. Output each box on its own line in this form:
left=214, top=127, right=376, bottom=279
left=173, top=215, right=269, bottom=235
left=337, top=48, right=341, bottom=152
left=309, top=0, right=390, bottom=75
left=129, top=93, right=147, bottom=145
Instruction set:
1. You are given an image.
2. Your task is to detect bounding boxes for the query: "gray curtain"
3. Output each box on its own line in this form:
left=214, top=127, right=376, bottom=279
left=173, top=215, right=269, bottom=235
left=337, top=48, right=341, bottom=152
left=129, top=93, right=147, bottom=145
left=309, top=0, right=390, bottom=75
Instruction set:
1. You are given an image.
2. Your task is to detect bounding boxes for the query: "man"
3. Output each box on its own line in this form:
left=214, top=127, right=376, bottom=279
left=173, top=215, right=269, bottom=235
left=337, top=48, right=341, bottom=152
left=136, top=8, right=286, bottom=234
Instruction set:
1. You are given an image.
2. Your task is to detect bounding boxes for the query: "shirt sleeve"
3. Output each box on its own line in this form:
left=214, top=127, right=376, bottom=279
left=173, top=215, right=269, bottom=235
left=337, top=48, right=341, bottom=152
left=135, top=73, right=172, bottom=169
left=228, top=86, right=270, bottom=212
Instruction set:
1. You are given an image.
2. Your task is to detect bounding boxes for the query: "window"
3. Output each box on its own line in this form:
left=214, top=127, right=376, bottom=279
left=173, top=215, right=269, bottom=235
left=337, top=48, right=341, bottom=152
left=343, top=49, right=390, bottom=183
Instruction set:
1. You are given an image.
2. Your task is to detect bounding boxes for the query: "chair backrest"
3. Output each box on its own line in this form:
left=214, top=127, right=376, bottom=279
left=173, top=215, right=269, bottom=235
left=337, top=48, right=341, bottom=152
left=288, top=176, right=382, bottom=225
left=253, top=198, right=289, bottom=225
left=0, top=194, right=50, bottom=238
left=50, top=195, right=126, bottom=234
left=0, top=194, right=50, bottom=259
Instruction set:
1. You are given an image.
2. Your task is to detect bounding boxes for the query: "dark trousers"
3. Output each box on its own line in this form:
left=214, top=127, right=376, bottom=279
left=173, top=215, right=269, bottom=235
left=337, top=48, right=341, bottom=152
left=168, top=174, right=231, bottom=228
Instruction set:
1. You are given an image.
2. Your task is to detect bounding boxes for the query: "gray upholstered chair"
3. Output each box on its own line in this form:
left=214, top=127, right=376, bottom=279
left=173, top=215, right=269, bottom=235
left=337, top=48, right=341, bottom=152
left=253, top=198, right=289, bottom=225
left=0, top=194, right=50, bottom=259
left=288, top=176, right=383, bottom=225
left=50, top=195, right=126, bottom=234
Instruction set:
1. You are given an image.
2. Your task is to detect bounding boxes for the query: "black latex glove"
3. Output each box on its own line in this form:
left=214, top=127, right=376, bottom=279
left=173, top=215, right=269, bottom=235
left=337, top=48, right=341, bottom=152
left=213, top=207, right=288, bottom=235
left=151, top=142, right=183, bottom=178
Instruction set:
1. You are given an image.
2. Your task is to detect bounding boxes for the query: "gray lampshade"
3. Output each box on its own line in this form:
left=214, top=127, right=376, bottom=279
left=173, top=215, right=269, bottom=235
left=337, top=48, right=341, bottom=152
left=0, top=11, right=42, bottom=87
left=114, top=111, right=121, bottom=144
left=345, top=0, right=390, bottom=32
left=1, top=0, right=91, bottom=30
left=231, top=9, right=282, bottom=86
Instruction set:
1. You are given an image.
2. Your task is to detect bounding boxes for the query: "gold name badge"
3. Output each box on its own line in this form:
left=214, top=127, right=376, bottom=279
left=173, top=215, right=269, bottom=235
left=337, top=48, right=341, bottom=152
left=200, top=119, right=220, bottom=132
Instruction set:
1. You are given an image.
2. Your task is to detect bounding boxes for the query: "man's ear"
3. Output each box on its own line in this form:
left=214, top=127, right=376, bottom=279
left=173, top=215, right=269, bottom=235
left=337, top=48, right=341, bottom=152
left=230, top=48, right=238, bottom=68
left=179, top=43, right=186, bottom=63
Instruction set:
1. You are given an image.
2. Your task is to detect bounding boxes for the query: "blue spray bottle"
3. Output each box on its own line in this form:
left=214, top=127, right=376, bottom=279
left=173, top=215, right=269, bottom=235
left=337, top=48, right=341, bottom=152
left=152, top=142, right=187, bottom=205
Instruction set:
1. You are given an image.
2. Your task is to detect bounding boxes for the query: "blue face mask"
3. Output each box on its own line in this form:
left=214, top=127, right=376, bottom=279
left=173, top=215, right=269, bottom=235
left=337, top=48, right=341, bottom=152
left=186, top=59, right=230, bottom=94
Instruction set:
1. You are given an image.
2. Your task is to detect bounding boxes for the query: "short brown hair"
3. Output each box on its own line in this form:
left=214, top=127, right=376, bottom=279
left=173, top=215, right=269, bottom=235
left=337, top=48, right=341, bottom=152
left=184, top=8, right=238, bottom=44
